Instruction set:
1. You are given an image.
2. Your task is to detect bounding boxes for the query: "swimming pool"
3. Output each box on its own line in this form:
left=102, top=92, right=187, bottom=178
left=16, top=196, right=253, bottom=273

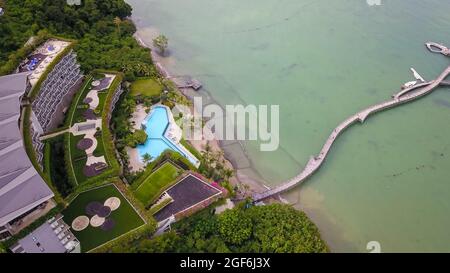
left=137, top=106, right=199, bottom=167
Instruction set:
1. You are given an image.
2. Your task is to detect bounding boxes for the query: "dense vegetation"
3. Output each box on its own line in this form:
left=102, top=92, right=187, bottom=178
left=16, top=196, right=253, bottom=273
left=125, top=129, right=148, bottom=148
left=199, top=142, right=234, bottom=183
left=107, top=204, right=328, bottom=253
left=47, top=136, right=74, bottom=197
left=0, top=0, right=153, bottom=78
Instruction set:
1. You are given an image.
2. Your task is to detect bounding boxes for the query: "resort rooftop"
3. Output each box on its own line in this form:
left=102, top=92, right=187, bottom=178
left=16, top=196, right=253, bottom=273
left=19, top=39, right=71, bottom=87
left=10, top=215, right=80, bottom=253
left=0, top=73, right=54, bottom=229
left=154, top=174, right=222, bottom=223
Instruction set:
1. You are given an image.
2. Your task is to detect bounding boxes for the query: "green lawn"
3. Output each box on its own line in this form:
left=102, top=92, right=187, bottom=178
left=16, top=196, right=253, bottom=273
left=96, top=92, right=107, bottom=113
left=63, top=184, right=145, bottom=252
left=71, top=79, right=95, bottom=125
left=133, top=162, right=181, bottom=207
left=130, top=77, right=163, bottom=97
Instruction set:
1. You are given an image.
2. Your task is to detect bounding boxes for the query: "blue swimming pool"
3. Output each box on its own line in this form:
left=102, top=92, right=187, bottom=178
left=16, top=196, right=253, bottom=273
left=137, top=106, right=199, bottom=166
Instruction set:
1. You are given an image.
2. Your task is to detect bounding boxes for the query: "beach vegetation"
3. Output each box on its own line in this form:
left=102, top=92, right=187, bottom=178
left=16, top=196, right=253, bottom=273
left=142, top=153, right=153, bottom=166
left=199, top=142, right=234, bottom=182
left=153, top=34, right=169, bottom=55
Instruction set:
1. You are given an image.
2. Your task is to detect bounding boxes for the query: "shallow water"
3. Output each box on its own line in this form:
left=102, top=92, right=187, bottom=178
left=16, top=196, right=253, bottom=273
left=127, top=0, right=450, bottom=252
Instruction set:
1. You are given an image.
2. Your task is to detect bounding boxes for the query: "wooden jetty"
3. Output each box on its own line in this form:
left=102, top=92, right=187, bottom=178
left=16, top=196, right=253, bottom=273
left=425, top=42, right=450, bottom=56
left=252, top=42, right=450, bottom=202
left=176, top=78, right=202, bottom=90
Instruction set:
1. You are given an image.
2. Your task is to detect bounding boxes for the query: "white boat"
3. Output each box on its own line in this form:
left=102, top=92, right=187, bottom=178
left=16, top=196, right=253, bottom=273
left=410, top=68, right=425, bottom=82
left=401, top=81, right=417, bottom=89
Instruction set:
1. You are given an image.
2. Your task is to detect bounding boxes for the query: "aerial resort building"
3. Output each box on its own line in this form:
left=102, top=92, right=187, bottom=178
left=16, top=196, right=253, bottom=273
left=0, top=35, right=226, bottom=252
left=0, top=38, right=81, bottom=242
left=0, top=73, right=54, bottom=241
left=9, top=214, right=80, bottom=253
left=25, top=39, right=83, bottom=165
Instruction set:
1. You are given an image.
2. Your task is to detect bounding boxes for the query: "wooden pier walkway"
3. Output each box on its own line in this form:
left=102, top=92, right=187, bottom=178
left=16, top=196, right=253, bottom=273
left=175, top=78, right=202, bottom=90
left=425, top=42, right=450, bottom=56
left=252, top=43, right=450, bottom=202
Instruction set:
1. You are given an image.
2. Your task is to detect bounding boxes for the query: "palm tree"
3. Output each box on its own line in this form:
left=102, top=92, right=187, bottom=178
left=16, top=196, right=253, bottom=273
left=114, top=17, right=122, bottom=35
left=153, top=34, right=169, bottom=55
left=142, top=153, right=153, bottom=165
left=223, top=168, right=234, bottom=180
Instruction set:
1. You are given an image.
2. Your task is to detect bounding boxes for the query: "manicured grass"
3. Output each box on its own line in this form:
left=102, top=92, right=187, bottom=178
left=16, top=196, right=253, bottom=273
left=71, top=79, right=95, bottom=126
left=96, top=92, right=107, bottom=113
left=130, top=77, right=163, bottom=97
left=69, top=134, right=88, bottom=183
left=62, top=184, right=145, bottom=252
left=133, top=162, right=181, bottom=207
left=93, top=133, right=106, bottom=158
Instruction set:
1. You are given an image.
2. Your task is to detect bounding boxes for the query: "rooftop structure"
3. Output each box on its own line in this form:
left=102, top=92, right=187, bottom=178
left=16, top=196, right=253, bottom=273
left=10, top=214, right=80, bottom=253
left=154, top=173, right=223, bottom=223
left=0, top=73, right=54, bottom=240
left=25, top=39, right=83, bottom=165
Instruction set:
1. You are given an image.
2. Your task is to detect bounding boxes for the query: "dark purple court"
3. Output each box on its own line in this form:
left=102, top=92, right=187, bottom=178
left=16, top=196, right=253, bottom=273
left=83, top=162, right=108, bottom=177
left=153, top=175, right=221, bottom=222
left=82, top=109, right=97, bottom=120
left=76, top=138, right=93, bottom=150
left=92, top=77, right=113, bottom=91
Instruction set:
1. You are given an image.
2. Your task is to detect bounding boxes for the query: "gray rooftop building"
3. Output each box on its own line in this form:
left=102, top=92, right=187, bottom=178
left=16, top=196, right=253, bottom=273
left=10, top=214, right=80, bottom=253
left=0, top=73, right=54, bottom=240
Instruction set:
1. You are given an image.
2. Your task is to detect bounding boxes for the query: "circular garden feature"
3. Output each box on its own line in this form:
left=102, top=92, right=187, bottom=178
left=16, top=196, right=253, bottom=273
left=90, top=215, right=105, bottom=227
left=72, top=216, right=89, bottom=231
left=96, top=206, right=112, bottom=218
left=83, top=109, right=97, bottom=120
left=104, top=197, right=121, bottom=211
left=77, top=138, right=94, bottom=150
left=85, top=201, right=103, bottom=216
left=100, top=218, right=116, bottom=231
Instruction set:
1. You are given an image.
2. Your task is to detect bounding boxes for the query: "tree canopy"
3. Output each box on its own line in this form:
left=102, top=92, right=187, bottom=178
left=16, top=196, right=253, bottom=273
left=153, top=34, right=168, bottom=55
left=0, top=0, right=152, bottom=77
left=115, top=204, right=328, bottom=253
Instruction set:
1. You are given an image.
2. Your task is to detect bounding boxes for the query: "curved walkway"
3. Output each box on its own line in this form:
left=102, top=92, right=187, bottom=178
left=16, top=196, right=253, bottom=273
left=253, top=43, right=450, bottom=202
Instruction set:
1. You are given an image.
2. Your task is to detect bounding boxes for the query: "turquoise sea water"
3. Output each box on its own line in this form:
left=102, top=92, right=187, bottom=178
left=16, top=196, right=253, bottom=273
left=127, top=0, right=450, bottom=252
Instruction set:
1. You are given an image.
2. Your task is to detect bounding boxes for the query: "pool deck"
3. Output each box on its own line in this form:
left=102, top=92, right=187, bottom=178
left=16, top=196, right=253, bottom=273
left=129, top=104, right=200, bottom=169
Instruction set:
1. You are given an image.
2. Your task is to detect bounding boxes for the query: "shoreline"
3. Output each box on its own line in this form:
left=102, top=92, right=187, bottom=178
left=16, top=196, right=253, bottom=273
left=133, top=32, right=270, bottom=197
